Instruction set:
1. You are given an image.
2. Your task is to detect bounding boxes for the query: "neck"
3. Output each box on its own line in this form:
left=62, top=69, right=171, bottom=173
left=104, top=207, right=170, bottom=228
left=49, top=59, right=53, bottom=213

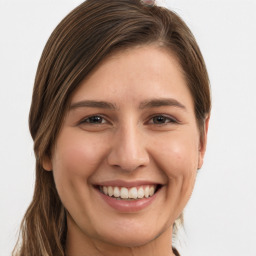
left=65, top=216, right=176, bottom=256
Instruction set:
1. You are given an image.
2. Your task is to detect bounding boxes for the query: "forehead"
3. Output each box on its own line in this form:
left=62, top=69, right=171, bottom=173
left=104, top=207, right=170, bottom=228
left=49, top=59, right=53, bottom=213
left=71, top=45, right=194, bottom=111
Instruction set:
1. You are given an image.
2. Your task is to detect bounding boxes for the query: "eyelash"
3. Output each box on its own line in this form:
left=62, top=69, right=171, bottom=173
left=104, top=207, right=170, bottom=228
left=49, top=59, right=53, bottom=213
left=79, top=114, right=178, bottom=126
left=79, top=115, right=108, bottom=125
left=147, top=115, right=178, bottom=125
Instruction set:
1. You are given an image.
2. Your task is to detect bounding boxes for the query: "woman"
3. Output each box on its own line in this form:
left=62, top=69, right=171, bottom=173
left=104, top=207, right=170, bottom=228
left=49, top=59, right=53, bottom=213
left=13, top=0, right=211, bottom=255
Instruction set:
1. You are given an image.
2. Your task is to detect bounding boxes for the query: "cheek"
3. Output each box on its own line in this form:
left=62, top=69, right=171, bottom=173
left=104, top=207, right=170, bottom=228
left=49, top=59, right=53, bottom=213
left=150, top=131, right=199, bottom=217
left=51, top=130, right=109, bottom=212
left=53, top=130, right=108, bottom=177
left=151, top=132, right=199, bottom=178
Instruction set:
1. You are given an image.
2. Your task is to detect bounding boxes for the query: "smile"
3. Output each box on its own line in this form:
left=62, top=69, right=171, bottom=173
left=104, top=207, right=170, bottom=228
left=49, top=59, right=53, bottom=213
left=94, top=182, right=163, bottom=212
left=99, top=185, right=158, bottom=200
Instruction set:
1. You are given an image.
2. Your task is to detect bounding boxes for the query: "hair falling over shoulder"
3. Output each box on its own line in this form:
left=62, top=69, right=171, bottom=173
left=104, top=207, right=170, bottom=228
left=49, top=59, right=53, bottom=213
left=13, top=0, right=211, bottom=255
left=13, top=163, right=67, bottom=255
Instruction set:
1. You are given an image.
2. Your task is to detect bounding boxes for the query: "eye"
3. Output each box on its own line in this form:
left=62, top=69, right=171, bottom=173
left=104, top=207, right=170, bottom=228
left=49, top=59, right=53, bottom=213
left=80, top=115, right=107, bottom=124
left=148, top=115, right=177, bottom=125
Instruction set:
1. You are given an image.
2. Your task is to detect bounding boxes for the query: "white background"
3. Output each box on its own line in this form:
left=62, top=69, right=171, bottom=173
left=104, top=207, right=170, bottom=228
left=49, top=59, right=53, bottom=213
left=0, top=0, right=256, bottom=255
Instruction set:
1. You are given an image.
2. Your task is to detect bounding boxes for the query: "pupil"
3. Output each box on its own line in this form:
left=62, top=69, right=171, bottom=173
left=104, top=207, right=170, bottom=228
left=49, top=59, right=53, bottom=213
left=153, top=116, right=166, bottom=124
left=89, top=116, right=102, bottom=123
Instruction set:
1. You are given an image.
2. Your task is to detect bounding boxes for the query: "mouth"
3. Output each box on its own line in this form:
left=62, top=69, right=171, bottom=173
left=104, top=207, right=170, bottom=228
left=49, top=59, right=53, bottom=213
left=95, top=184, right=163, bottom=200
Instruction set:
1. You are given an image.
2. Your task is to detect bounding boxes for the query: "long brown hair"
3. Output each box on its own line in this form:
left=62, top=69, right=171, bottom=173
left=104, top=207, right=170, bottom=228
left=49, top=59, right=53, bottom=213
left=13, top=0, right=211, bottom=255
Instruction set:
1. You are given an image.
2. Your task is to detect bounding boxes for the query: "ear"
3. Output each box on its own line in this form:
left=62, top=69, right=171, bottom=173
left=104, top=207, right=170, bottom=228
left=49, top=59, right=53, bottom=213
left=42, top=155, right=53, bottom=171
left=198, top=115, right=210, bottom=169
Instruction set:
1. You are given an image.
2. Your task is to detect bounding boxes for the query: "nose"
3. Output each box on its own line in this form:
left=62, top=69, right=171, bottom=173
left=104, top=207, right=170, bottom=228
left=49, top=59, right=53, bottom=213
left=107, top=122, right=150, bottom=172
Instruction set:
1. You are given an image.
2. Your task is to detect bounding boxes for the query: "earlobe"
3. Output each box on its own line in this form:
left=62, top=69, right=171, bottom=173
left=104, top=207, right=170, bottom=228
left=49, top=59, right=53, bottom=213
left=198, top=115, right=210, bottom=169
left=42, top=155, right=53, bottom=171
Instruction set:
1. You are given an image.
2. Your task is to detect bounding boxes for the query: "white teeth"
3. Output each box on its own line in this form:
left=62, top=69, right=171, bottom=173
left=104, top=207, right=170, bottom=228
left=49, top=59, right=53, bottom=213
left=103, top=186, right=108, bottom=195
left=120, top=187, right=129, bottom=199
left=129, top=187, right=138, bottom=199
left=137, top=187, right=144, bottom=198
left=100, top=185, right=158, bottom=199
left=108, top=186, right=114, bottom=197
left=149, top=186, right=155, bottom=196
left=113, top=187, right=120, bottom=198
left=144, top=186, right=149, bottom=198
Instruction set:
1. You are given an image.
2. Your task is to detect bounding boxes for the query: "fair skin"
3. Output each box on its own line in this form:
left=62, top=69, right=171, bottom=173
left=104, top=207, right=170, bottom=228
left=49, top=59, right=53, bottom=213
left=43, top=45, right=209, bottom=256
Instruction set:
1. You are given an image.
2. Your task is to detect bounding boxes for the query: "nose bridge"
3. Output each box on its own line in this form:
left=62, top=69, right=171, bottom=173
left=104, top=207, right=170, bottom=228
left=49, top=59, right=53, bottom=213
left=107, top=118, right=149, bottom=171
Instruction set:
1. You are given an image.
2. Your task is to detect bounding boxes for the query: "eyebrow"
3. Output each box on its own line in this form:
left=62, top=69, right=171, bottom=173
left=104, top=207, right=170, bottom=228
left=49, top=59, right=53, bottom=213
left=139, top=98, right=186, bottom=110
left=69, top=98, right=186, bottom=111
left=69, top=100, right=117, bottom=110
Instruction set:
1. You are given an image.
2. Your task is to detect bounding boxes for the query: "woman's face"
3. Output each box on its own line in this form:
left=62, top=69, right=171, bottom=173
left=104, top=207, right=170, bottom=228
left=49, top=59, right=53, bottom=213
left=44, top=45, right=208, bottom=248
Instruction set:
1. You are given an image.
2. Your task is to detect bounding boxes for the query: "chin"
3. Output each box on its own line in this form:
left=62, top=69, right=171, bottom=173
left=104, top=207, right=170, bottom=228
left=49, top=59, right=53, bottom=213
left=94, top=225, right=163, bottom=248
left=103, top=235, right=155, bottom=248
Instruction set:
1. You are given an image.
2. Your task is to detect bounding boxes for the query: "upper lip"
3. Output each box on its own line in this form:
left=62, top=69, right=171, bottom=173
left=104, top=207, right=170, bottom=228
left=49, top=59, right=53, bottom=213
left=94, top=180, right=163, bottom=188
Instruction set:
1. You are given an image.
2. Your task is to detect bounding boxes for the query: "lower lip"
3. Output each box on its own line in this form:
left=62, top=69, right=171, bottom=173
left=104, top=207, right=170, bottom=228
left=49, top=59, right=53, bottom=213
left=95, top=188, right=160, bottom=213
